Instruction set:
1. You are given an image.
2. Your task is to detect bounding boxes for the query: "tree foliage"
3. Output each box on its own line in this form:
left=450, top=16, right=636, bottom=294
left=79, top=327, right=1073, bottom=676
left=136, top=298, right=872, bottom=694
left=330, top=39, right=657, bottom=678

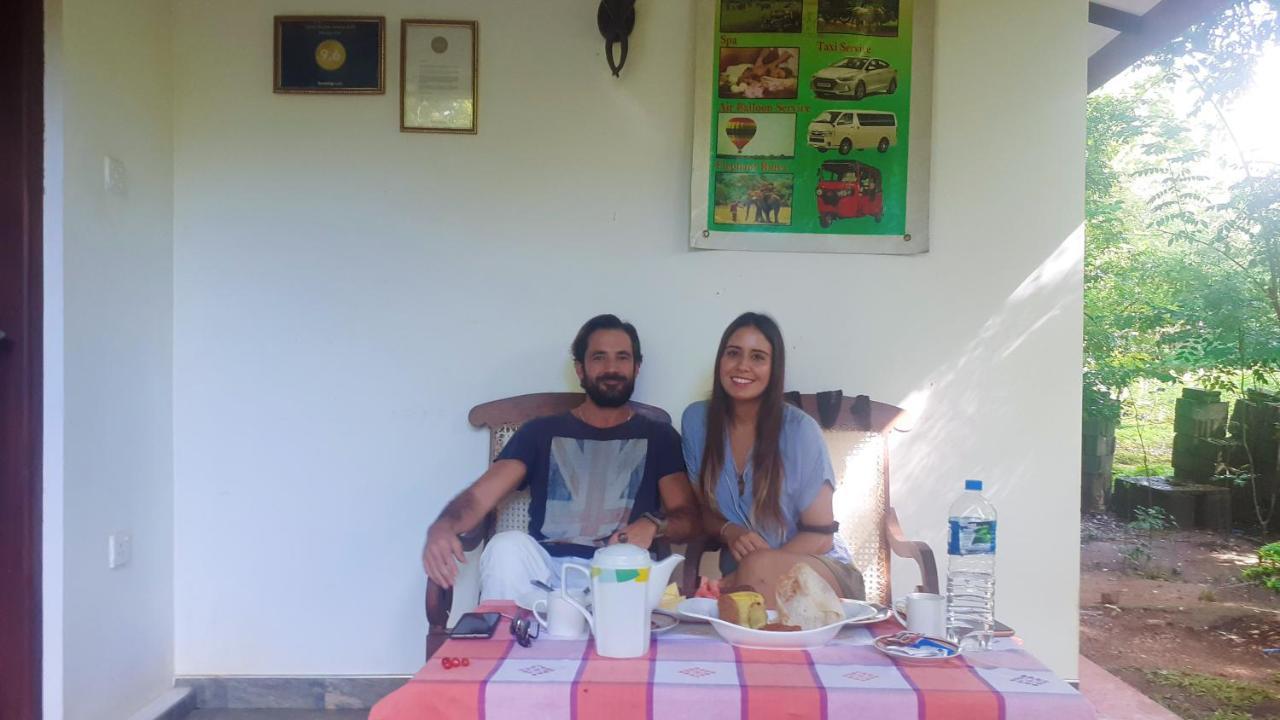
left=1086, top=1, right=1280, bottom=420
left=1085, top=84, right=1279, bottom=417
left=1137, top=1, right=1280, bottom=108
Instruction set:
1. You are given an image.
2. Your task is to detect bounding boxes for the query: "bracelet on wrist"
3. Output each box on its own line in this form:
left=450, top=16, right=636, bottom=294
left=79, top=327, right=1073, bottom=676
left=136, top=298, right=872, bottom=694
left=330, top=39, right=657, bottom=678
left=796, top=520, right=840, bottom=535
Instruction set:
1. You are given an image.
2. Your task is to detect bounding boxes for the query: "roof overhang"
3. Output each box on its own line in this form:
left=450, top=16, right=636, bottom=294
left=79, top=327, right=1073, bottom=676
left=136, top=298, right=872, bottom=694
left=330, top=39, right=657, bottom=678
left=1088, top=0, right=1238, bottom=92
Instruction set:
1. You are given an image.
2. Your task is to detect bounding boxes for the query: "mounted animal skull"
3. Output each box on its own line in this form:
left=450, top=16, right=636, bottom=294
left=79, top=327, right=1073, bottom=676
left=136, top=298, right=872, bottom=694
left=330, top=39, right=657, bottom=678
left=597, top=0, right=636, bottom=77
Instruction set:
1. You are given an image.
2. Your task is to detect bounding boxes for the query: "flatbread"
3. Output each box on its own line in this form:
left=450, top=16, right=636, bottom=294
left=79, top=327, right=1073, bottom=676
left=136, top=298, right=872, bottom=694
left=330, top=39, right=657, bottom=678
left=775, top=563, right=844, bottom=630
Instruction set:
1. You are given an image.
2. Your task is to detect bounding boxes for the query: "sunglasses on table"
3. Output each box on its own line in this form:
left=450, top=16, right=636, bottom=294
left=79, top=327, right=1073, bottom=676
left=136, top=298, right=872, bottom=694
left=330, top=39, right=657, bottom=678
left=504, top=611, right=539, bottom=647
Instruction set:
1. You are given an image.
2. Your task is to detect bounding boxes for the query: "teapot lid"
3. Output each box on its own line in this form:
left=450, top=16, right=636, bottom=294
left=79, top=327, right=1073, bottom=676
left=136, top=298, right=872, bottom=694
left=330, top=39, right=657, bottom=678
left=593, top=542, right=651, bottom=569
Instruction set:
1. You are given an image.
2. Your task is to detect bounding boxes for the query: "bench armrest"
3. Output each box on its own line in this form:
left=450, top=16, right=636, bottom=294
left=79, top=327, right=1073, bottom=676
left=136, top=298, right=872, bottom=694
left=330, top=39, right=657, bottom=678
left=425, top=514, right=495, bottom=658
left=425, top=578, right=453, bottom=659
left=678, top=535, right=718, bottom=595
left=885, top=507, right=939, bottom=595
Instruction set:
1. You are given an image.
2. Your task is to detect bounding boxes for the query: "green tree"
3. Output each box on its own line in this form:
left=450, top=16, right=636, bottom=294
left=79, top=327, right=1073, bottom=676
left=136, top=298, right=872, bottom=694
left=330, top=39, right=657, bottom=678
left=1084, top=86, right=1279, bottom=413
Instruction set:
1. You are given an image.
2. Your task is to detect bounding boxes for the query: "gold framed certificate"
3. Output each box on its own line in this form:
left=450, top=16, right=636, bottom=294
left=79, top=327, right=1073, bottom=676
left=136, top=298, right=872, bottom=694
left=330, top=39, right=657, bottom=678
left=400, top=20, right=478, bottom=134
left=274, top=16, right=385, bottom=94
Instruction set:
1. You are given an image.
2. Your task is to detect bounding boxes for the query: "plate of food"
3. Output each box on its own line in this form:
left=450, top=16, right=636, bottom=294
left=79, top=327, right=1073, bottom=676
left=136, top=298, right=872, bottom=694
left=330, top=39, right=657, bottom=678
left=674, top=597, right=720, bottom=624
left=675, top=564, right=880, bottom=649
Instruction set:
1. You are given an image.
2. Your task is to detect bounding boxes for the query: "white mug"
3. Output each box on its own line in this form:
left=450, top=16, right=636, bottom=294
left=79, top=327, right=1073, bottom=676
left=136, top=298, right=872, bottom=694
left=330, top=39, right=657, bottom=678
left=533, top=589, right=589, bottom=639
left=893, top=592, right=946, bottom=638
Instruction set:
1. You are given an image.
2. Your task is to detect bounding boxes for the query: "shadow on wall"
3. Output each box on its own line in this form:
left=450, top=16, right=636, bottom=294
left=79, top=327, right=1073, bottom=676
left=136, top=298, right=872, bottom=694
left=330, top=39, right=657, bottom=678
left=880, top=226, right=1085, bottom=644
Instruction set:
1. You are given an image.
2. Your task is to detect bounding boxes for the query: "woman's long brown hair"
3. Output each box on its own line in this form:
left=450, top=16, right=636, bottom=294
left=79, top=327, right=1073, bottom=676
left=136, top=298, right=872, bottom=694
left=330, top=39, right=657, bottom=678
left=697, top=312, right=787, bottom=538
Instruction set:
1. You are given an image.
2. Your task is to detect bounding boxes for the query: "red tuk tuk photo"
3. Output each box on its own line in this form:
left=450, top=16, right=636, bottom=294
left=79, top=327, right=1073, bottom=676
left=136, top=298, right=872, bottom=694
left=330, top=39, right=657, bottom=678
left=816, top=160, right=884, bottom=227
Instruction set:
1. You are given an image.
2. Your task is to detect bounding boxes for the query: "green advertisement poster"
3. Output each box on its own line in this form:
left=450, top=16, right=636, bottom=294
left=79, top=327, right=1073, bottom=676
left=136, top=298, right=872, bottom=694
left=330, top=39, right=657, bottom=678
left=694, top=0, right=926, bottom=253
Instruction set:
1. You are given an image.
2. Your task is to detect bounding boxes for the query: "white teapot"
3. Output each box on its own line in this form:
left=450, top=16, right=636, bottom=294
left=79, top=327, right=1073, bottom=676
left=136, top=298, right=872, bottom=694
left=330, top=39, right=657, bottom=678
left=562, top=543, right=683, bottom=658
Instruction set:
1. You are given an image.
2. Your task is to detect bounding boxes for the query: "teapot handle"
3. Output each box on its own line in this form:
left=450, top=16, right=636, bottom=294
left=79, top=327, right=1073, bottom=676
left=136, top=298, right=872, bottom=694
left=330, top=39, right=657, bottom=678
left=561, top=564, right=595, bottom=632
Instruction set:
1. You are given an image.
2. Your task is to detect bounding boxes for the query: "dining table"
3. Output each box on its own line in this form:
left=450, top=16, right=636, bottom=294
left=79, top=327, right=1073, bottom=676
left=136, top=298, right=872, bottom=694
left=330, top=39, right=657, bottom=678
left=370, top=600, right=1098, bottom=720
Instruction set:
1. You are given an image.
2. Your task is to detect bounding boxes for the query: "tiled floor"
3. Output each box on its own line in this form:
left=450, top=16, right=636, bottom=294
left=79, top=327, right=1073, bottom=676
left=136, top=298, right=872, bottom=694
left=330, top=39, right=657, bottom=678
left=186, top=707, right=371, bottom=712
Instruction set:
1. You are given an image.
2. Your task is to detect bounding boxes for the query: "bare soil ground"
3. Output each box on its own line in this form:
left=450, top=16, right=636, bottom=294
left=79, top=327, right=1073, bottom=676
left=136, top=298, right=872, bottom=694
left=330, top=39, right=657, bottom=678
left=1080, top=513, right=1280, bottom=719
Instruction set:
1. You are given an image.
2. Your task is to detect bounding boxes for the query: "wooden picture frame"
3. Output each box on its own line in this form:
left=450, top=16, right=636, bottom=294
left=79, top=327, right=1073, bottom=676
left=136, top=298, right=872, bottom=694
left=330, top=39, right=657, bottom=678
left=274, top=15, right=385, bottom=94
left=400, top=19, right=478, bottom=134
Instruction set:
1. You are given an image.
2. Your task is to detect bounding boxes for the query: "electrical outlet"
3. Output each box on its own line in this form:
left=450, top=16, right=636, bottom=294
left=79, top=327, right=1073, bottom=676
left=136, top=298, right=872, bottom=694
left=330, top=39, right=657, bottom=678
left=108, top=532, right=132, bottom=569
left=104, top=155, right=127, bottom=195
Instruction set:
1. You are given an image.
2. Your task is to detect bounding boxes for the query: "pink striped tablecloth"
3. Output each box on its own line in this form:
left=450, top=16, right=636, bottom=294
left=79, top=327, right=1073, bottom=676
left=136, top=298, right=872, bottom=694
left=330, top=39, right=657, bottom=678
left=371, top=601, right=1096, bottom=720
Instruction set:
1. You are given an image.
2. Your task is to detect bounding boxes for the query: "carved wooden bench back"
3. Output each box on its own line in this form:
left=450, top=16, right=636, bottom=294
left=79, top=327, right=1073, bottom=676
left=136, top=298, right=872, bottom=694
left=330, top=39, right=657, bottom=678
left=785, top=393, right=906, bottom=606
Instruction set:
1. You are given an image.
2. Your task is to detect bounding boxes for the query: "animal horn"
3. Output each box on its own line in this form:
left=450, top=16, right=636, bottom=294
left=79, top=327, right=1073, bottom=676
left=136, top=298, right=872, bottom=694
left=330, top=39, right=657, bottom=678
left=606, top=36, right=628, bottom=78
left=598, top=0, right=637, bottom=78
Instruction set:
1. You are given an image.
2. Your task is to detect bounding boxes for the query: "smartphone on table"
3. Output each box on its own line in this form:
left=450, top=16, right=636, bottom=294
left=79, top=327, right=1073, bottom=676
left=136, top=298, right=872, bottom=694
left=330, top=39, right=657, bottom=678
left=450, top=612, right=502, bottom=639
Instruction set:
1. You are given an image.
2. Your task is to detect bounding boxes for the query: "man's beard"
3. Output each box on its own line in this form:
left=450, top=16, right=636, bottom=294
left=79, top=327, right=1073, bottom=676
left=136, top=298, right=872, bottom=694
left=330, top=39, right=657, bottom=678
left=581, top=372, right=635, bottom=408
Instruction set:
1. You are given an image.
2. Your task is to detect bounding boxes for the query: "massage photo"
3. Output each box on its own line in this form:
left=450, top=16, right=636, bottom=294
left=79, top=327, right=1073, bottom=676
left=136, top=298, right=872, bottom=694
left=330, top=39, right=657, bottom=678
left=718, top=46, right=800, bottom=99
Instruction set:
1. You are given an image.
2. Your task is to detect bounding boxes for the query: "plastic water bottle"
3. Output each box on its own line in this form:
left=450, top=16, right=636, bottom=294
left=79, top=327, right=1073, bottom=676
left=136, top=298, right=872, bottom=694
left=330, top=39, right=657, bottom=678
left=946, top=479, right=997, bottom=650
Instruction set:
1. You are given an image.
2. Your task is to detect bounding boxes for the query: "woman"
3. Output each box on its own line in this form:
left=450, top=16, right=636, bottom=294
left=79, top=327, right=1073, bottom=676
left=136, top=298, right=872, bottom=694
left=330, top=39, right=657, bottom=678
left=682, top=312, right=864, bottom=607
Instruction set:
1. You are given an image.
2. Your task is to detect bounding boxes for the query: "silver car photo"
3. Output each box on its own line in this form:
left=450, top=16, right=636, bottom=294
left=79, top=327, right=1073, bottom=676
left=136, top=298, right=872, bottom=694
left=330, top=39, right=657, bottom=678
left=810, top=57, right=898, bottom=100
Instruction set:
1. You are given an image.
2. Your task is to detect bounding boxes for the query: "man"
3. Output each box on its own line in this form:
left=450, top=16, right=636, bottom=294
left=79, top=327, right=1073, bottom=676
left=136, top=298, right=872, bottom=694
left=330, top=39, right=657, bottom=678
left=422, top=314, right=700, bottom=601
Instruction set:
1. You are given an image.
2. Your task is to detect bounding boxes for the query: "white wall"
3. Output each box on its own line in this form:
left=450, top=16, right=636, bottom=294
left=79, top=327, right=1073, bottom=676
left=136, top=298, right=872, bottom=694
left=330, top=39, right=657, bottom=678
left=173, top=0, right=1085, bottom=678
left=50, top=0, right=177, bottom=717
left=42, top=0, right=66, bottom=716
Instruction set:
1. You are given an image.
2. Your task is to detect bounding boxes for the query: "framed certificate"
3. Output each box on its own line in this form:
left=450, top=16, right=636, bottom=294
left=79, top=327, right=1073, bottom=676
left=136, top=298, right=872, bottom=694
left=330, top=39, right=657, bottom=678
left=400, top=20, right=478, bottom=134
left=274, top=16, right=385, bottom=94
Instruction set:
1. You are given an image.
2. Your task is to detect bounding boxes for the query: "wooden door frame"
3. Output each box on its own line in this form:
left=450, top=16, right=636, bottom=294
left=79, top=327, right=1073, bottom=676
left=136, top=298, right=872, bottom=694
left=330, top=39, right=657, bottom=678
left=0, top=0, right=44, bottom=717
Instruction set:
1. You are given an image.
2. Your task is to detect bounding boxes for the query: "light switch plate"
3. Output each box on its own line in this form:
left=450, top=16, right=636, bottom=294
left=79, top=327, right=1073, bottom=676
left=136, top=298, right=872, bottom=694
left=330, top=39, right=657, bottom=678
left=104, top=156, right=127, bottom=195
left=108, top=532, right=132, bottom=569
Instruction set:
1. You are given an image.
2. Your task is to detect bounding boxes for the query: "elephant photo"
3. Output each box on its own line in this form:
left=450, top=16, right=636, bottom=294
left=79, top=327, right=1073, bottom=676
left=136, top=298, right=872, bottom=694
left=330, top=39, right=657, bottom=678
left=714, top=172, right=794, bottom=227
left=747, top=188, right=784, bottom=224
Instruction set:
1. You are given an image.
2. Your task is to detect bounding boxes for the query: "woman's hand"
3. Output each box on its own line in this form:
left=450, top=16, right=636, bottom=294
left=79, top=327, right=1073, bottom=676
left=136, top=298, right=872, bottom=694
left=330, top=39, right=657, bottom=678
left=723, top=524, right=771, bottom=561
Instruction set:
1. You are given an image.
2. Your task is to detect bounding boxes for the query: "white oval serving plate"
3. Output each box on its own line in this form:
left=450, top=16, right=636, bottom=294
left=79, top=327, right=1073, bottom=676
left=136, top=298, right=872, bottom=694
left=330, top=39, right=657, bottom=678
left=675, top=598, right=881, bottom=649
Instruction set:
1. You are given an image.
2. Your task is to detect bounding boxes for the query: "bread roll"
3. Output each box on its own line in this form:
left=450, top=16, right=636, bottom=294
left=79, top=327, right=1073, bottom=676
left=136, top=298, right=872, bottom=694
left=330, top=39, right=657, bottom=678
left=775, top=563, right=844, bottom=630
left=717, top=590, right=767, bottom=629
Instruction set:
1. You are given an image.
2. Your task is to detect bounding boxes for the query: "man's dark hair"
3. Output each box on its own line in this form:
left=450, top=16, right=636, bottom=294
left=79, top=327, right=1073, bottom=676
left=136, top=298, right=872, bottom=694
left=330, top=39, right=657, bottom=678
left=571, top=314, right=643, bottom=365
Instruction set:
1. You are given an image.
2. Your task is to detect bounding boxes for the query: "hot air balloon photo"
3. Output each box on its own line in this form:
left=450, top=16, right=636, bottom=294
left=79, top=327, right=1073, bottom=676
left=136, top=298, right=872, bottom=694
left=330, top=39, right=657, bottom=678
left=715, top=113, right=796, bottom=159
left=725, top=117, right=757, bottom=153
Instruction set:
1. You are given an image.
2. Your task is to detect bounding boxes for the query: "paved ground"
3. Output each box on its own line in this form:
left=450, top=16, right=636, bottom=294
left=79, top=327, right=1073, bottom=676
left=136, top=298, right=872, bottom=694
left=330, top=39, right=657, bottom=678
left=1080, top=512, right=1280, bottom=719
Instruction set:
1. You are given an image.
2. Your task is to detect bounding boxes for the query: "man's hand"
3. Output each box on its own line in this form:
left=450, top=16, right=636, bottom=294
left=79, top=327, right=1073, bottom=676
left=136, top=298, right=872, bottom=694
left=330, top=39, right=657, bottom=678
left=609, top=517, right=659, bottom=550
left=723, top=524, right=771, bottom=561
left=421, top=461, right=527, bottom=587
left=423, top=522, right=465, bottom=588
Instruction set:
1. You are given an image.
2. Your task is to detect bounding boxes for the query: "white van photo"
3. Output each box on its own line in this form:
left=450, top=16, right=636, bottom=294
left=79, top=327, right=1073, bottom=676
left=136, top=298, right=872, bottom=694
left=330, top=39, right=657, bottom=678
left=807, top=110, right=898, bottom=154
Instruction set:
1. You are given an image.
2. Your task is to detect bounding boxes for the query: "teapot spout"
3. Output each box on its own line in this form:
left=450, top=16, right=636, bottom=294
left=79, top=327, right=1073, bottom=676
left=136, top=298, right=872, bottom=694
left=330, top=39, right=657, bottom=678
left=646, top=554, right=684, bottom=609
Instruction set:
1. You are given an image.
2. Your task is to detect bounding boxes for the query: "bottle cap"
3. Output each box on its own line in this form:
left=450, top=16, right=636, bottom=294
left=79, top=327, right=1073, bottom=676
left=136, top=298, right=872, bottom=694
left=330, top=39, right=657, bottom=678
left=965, top=479, right=983, bottom=491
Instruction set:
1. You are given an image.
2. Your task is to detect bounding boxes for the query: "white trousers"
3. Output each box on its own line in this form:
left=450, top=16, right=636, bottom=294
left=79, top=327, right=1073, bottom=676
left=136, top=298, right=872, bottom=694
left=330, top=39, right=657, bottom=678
left=478, top=531, right=592, bottom=602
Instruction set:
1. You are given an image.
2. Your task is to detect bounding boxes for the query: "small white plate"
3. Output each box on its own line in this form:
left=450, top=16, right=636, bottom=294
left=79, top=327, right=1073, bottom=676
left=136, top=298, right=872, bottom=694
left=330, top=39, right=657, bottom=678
left=516, top=588, right=590, bottom=613
left=515, top=588, right=548, bottom=613
left=542, top=627, right=591, bottom=641
left=652, top=611, right=680, bottom=634
left=849, top=603, right=893, bottom=625
left=676, top=598, right=878, bottom=650
left=674, top=597, right=717, bottom=623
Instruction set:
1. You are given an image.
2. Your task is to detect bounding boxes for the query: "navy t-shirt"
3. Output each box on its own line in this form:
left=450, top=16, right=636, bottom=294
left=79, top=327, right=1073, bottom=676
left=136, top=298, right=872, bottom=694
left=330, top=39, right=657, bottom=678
left=497, top=412, right=685, bottom=558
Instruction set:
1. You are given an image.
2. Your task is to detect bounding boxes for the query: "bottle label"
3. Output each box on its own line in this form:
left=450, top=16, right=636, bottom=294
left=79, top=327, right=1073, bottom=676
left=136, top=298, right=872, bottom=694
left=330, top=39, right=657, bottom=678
left=948, top=519, right=996, bottom=556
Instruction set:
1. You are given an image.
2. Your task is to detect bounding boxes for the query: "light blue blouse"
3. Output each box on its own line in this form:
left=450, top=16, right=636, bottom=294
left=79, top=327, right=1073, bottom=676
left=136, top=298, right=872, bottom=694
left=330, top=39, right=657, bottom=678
left=681, top=401, right=852, bottom=573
